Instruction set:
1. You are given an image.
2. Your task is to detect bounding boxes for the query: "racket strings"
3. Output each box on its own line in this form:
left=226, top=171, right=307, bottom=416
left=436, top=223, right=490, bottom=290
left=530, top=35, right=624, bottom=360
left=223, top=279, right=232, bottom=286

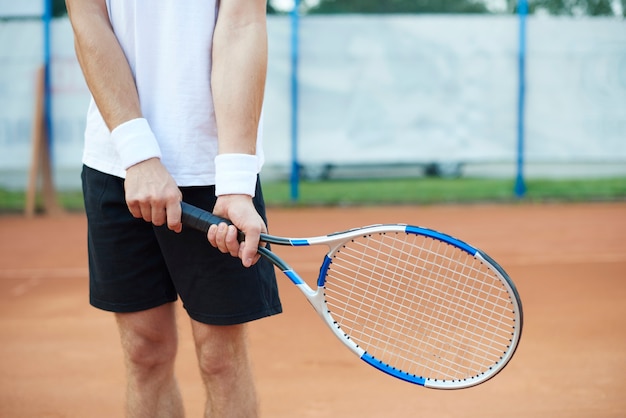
left=323, top=232, right=517, bottom=382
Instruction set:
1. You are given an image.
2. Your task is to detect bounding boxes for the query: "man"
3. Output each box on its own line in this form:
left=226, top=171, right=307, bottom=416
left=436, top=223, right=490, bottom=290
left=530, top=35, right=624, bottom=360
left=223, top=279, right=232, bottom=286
left=66, top=1, right=282, bottom=416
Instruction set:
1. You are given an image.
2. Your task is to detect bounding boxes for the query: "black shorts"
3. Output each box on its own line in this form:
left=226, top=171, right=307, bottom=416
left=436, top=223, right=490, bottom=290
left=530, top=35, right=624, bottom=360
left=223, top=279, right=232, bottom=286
left=81, top=165, right=282, bottom=325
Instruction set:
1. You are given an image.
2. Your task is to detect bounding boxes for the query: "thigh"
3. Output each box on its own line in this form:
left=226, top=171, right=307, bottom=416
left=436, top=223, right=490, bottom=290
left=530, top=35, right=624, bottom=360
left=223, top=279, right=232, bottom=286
left=82, top=165, right=178, bottom=312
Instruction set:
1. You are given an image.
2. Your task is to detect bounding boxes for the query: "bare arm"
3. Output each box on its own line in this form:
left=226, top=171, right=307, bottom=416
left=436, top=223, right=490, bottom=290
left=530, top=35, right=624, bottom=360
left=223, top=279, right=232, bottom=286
left=209, top=0, right=269, bottom=267
left=66, top=0, right=141, bottom=129
left=66, top=0, right=182, bottom=231
left=211, top=0, right=267, bottom=155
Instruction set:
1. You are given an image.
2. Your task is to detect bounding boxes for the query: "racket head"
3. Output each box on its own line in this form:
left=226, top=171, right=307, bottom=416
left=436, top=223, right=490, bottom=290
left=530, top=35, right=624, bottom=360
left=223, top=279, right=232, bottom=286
left=316, top=224, right=523, bottom=389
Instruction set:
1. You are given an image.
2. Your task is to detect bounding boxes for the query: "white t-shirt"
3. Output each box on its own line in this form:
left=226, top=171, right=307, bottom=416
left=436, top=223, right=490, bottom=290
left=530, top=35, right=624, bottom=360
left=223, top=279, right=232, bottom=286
left=82, top=0, right=264, bottom=187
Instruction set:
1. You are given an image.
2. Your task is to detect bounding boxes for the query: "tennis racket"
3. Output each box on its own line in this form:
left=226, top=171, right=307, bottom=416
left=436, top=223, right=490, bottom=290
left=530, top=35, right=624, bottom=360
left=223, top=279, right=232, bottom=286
left=181, top=202, right=523, bottom=389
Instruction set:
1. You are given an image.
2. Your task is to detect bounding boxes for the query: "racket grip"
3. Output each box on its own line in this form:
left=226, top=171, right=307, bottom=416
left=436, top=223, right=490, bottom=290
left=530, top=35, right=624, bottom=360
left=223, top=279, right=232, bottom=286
left=180, top=201, right=232, bottom=234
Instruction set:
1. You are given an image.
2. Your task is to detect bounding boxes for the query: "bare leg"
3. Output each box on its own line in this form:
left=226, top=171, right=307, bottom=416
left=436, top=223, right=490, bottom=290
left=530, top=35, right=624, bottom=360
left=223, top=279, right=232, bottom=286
left=116, top=303, right=184, bottom=418
left=191, top=320, right=258, bottom=418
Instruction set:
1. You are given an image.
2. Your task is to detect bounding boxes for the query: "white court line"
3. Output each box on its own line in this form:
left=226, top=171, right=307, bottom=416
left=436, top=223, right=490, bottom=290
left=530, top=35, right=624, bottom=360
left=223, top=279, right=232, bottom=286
left=0, top=268, right=88, bottom=296
left=0, top=252, right=623, bottom=281
left=0, top=267, right=89, bottom=280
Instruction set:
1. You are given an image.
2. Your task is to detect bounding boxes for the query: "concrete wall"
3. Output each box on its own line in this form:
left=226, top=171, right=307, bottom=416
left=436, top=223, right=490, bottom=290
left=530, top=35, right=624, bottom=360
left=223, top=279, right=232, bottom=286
left=1, top=15, right=625, bottom=189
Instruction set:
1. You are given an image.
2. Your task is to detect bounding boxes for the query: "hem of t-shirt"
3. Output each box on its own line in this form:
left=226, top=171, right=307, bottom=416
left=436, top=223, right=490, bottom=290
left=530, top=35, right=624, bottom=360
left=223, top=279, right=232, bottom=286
left=83, top=157, right=127, bottom=180
left=83, top=158, right=222, bottom=187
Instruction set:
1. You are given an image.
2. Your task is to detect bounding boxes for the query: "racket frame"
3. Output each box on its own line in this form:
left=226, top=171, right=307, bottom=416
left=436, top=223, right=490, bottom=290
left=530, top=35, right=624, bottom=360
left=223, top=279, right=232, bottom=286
left=260, top=224, right=522, bottom=389
left=180, top=202, right=523, bottom=390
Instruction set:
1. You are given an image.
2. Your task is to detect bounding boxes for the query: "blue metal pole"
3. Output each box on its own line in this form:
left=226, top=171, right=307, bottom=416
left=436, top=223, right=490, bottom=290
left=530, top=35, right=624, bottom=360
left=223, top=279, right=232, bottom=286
left=289, top=0, right=300, bottom=202
left=514, top=0, right=528, bottom=198
left=42, top=0, right=53, bottom=157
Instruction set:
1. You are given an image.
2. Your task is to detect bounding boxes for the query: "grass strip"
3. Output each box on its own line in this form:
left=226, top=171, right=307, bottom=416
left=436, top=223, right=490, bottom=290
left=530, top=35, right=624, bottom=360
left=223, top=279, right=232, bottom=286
left=2, top=177, right=624, bottom=213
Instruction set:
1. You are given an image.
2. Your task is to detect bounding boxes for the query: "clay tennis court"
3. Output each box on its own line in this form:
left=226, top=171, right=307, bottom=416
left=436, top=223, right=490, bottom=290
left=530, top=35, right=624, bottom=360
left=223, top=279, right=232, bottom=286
left=1, top=202, right=624, bottom=417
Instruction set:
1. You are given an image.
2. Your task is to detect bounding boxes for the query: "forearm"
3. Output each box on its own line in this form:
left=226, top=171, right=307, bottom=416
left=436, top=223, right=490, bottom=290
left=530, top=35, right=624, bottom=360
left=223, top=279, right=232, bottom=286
left=211, top=0, right=268, bottom=156
left=209, top=1, right=269, bottom=264
left=67, top=0, right=161, bottom=170
left=67, top=0, right=141, bottom=131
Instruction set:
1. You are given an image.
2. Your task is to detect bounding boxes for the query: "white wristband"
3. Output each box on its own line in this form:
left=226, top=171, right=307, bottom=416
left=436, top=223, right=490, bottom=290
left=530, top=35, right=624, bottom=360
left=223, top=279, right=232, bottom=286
left=214, top=153, right=259, bottom=197
left=111, top=118, right=162, bottom=169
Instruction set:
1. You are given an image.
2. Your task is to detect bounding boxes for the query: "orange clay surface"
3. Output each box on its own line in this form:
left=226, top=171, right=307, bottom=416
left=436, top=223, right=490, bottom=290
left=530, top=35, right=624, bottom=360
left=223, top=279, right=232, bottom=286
left=0, top=202, right=625, bottom=417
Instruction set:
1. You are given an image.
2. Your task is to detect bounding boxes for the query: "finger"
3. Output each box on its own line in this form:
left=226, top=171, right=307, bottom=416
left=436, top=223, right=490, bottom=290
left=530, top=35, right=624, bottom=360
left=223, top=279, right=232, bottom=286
left=240, top=234, right=260, bottom=268
left=139, top=201, right=152, bottom=222
left=165, top=200, right=182, bottom=232
left=151, top=206, right=166, bottom=227
left=239, top=242, right=261, bottom=267
left=207, top=224, right=218, bottom=247
left=225, top=225, right=240, bottom=258
left=127, top=202, right=142, bottom=219
left=215, top=222, right=229, bottom=253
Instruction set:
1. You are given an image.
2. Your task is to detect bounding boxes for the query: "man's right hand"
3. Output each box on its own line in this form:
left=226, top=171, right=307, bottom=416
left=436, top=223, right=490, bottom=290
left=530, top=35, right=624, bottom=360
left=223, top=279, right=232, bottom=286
left=124, top=157, right=183, bottom=232
left=208, top=194, right=265, bottom=268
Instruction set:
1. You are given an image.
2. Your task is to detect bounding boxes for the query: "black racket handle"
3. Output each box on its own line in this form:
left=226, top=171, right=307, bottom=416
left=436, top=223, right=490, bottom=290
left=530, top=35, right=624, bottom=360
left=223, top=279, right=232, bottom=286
left=181, top=201, right=302, bottom=270
left=180, top=201, right=232, bottom=234
left=180, top=202, right=284, bottom=247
